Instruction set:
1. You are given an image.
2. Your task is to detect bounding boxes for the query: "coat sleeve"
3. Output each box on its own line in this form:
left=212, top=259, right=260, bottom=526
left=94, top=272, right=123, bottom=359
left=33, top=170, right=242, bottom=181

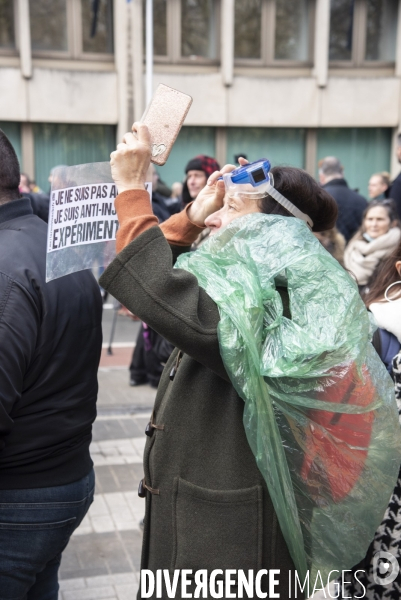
left=0, top=273, right=39, bottom=450
left=99, top=226, right=230, bottom=381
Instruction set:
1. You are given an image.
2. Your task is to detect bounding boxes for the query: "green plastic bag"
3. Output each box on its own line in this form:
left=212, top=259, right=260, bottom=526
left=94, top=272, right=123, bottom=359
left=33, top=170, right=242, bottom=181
left=175, top=213, right=401, bottom=586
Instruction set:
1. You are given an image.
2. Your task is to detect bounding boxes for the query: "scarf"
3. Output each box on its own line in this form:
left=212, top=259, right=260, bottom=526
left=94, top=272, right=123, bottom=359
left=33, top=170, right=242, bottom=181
left=344, top=227, right=401, bottom=285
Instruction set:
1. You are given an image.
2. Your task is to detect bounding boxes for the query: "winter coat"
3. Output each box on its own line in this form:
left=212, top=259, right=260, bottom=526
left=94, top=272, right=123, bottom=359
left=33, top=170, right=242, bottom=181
left=322, top=179, right=367, bottom=242
left=344, top=227, right=401, bottom=285
left=99, top=226, right=297, bottom=599
left=387, top=171, right=401, bottom=219
left=0, top=198, right=102, bottom=490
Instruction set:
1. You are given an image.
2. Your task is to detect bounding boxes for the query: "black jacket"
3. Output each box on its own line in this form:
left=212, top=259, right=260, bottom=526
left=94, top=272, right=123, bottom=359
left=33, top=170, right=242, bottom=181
left=0, top=199, right=102, bottom=489
left=387, top=171, right=401, bottom=219
left=322, top=179, right=367, bottom=242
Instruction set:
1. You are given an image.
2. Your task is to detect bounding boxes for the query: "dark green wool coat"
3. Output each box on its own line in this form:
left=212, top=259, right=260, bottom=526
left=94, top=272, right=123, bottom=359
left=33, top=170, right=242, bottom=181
left=100, top=226, right=298, bottom=599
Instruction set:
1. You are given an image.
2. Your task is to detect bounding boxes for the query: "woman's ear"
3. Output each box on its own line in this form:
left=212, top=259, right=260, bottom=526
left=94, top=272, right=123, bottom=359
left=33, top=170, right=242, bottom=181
left=395, top=260, right=401, bottom=276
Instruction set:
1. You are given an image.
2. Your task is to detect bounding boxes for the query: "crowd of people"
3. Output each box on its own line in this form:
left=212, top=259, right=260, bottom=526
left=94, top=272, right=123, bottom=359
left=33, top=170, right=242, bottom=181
left=2, top=123, right=401, bottom=599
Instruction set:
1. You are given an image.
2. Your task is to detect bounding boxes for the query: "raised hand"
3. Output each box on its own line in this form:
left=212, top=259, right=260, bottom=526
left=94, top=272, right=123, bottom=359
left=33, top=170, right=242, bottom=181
left=110, top=123, right=152, bottom=194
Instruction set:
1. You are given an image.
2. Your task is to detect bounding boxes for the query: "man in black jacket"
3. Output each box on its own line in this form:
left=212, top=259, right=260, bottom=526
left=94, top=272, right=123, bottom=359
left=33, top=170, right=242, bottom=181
left=386, top=133, right=401, bottom=218
left=318, top=156, right=367, bottom=242
left=0, top=130, right=102, bottom=598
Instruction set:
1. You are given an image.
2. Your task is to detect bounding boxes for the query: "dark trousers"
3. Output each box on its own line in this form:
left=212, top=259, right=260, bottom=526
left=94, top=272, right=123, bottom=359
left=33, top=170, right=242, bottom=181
left=0, top=468, right=95, bottom=600
left=130, top=324, right=165, bottom=387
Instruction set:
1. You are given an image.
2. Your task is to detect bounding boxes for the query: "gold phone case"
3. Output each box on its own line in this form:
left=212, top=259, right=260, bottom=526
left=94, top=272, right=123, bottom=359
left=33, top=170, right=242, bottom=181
left=141, top=84, right=193, bottom=166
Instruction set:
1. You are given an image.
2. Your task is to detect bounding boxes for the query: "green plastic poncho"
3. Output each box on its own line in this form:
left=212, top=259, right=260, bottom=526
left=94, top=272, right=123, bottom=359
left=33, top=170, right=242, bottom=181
left=175, top=213, right=401, bottom=585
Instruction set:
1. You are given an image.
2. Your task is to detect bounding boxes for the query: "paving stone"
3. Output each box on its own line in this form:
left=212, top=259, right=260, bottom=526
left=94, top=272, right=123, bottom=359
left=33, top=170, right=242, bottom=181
left=59, top=578, right=86, bottom=590
left=97, top=370, right=156, bottom=411
left=60, top=368, right=149, bottom=587
left=115, top=583, right=139, bottom=600
left=63, top=585, right=115, bottom=600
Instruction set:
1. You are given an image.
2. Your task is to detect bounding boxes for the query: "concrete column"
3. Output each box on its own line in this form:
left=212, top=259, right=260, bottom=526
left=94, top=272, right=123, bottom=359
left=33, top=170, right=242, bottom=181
left=215, top=127, right=227, bottom=165
left=21, top=122, right=34, bottom=179
left=18, top=0, right=32, bottom=79
left=131, top=0, right=144, bottom=122
left=221, top=0, right=234, bottom=87
left=305, top=128, right=317, bottom=177
left=390, top=127, right=401, bottom=179
left=395, top=0, right=401, bottom=77
left=313, top=0, right=330, bottom=88
left=114, top=0, right=129, bottom=141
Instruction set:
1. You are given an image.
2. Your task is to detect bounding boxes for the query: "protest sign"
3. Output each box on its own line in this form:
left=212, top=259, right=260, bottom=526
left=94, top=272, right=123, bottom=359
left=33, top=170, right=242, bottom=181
left=48, top=183, right=119, bottom=253
left=46, top=162, right=151, bottom=282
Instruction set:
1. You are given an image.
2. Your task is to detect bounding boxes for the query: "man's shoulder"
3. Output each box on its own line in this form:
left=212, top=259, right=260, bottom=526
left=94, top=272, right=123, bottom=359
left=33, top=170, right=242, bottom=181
left=325, top=180, right=366, bottom=206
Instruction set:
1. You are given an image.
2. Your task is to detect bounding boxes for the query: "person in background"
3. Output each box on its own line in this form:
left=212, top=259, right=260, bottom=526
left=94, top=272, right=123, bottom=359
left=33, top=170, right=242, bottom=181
left=19, top=172, right=31, bottom=194
left=181, top=154, right=220, bottom=206
left=386, top=132, right=401, bottom=218
left=313, top=227, right=346, bottom=266
left=344, top=199, right=400, bottom=289
left=340, top=242, right=401, bottom=598
left=368, top=171, right=391, bottom=201
left=363, top=241, right=401, bottom=371
left=129, top=163, right=177, bottom=388
left=29, top=179, right=43, bottom=193
left=318, top=156, right=367, bottom=242
left=146, top=163, right=173, bottom=222
left=20, top=171, right=50, bottom=222
left=0, top=130, right=102, bottom=598
left=170, top=181, right=183, bottom=201
left=234, top=153, right=248, bottom=164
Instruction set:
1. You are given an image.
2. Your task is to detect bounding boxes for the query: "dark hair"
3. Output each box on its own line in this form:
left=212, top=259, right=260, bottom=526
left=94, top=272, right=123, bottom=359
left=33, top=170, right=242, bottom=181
left=258, top=166, right=338, bottom=232
left=363, top=239, right=401, bottom=305
left=0, top=129, right=20, bottom=204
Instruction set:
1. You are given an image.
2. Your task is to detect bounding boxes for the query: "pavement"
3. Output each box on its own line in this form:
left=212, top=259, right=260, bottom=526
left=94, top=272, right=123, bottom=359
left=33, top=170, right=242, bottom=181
left=58, top=303, right=157, bottom=600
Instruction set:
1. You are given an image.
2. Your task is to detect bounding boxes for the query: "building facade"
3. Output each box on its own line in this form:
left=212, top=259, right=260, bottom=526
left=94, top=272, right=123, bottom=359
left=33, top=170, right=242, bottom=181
left=0, top=0, right=400, bottom=196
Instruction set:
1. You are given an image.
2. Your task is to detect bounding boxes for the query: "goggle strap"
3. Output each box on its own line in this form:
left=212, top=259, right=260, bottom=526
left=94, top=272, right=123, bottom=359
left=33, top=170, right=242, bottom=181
left=266, top=183, right=314, bottom=230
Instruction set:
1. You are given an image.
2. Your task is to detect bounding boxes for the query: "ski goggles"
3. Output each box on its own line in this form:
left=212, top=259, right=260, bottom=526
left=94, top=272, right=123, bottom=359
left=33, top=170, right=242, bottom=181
left=221, top=159, right=313, bottom=229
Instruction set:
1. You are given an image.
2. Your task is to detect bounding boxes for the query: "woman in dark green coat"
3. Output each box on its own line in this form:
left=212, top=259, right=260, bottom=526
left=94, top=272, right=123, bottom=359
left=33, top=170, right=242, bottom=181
left=99, top=124, right=392, bottom=599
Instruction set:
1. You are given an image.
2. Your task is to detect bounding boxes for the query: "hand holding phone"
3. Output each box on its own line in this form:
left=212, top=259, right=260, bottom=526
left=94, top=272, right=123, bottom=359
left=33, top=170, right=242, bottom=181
left=141, top=84, right=193, bottom=166
left=110, top=124, right=151, bottom=194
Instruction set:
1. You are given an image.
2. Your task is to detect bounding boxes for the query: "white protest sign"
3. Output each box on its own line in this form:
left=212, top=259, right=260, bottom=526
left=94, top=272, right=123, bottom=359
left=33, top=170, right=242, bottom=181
left=45, top=162, right=152, bottom=281
left=47, top=182, right=151, bottom=253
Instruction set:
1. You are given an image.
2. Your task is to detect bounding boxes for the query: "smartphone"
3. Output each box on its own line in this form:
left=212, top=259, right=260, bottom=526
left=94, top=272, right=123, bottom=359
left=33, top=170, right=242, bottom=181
left=141, top=84, right=193, bottom=166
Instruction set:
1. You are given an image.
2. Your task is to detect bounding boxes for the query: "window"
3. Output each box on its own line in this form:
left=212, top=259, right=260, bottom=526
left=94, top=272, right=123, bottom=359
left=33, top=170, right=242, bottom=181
left=30, top=0, right=68, bottom=52
left=0, top=122, right=21, bottom=163
left=145, top=0, right=220, bottom=63
left=33, top=123, right=116, bottom=192
left=0, top=0, right=16, bottom=51
left=329, top=0, right=398, bottom=65
left=81, top=0, right=114, bottom=54
left=29, top=0, right=114, bottom=59
left=234, top=0, right=314, bottom=64
left=181, top=0, right=218, bottom=59
left=226, top=127, right=306, bottom=167
left=316, top=128, right=391, bottom=197
left=234, top=0, right=262, bottom=60
left=365, top=0, right=398, bottom=61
